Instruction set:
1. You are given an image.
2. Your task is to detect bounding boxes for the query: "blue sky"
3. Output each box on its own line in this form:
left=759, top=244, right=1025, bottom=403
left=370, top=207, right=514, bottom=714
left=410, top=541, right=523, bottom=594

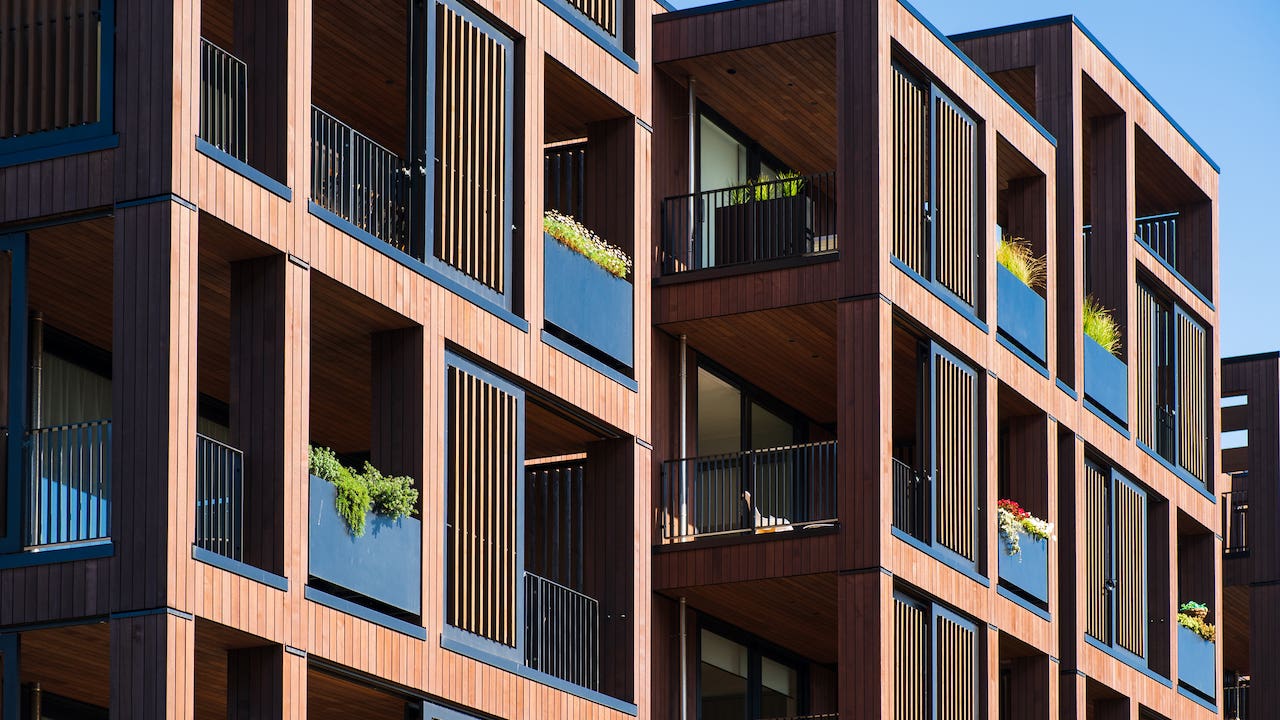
left=669, top=0, right=1280, bottom=358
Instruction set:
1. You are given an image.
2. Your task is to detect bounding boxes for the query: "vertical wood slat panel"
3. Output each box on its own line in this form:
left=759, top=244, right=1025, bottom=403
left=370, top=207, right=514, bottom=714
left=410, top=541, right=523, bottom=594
left=1084, top=461, right=1110, bottom=643
left=446, top=365, right=519, bottom=648
left=894, top=595, right=928, bottom=720
left=1177, top=310, right=1207, bottom=482
left=934, top=351, right=976, bottom=562
left=936, top=613, right=976, bottom=720
left=934, top=96, right=976, bottom=307
left=1135, top=283, right=1157, bottom=448
left=892, top=65, right=927, bottom=276
left=1114, top=476, right=1146, bottom=658
left=434, top=2, right=509, bottom=295
left=1, top=0, right=101, bottom=138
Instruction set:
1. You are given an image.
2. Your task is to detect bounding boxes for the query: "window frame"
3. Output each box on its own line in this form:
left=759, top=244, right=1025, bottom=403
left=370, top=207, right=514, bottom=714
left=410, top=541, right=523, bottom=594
left=1084, top=458, right=1150, bottom=669
left=918, top=339, right=981, bottom=572
left=892, top=591, right=981, bottom=720
left=695, top=615, right=810, bottom=720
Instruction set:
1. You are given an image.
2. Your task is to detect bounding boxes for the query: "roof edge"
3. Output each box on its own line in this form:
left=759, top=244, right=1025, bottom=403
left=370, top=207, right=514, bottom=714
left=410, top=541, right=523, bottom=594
left=1223, top=351, right=1280, bottom=365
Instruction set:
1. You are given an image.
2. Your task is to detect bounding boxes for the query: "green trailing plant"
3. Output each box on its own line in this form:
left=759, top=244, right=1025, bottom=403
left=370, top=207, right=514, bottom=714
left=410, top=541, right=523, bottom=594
left=543, top=211, right=632, bottom=280
left=995, top=236, right=1046, bottom=290
left=1177, top=601, right=1215, bottom=642
left=308, top=445, right=419, bottom=537
left=1082, top=296, right=1122, bottom=356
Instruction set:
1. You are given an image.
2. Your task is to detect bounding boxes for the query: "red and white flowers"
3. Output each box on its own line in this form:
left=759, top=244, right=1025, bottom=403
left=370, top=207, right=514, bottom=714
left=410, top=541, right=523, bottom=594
left=996, top=498, right=1053, bottom=555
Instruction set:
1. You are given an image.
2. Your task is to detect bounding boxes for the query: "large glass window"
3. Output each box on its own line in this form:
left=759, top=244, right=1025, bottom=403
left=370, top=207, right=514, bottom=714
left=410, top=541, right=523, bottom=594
left=699, top=628, right=804, bottom=720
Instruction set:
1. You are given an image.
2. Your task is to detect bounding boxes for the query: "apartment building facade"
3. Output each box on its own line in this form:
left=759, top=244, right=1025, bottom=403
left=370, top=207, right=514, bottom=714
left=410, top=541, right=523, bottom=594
left=0, top=0, right=655, bottom=717
left=0, top=0, right=1225, bottom=718
left=649, top=3, right=1222, bottom=720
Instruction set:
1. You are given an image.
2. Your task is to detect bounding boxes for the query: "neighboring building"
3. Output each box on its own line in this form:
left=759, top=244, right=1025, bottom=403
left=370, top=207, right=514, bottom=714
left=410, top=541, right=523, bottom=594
left=0, top=0, right=654, bottom=717
left=0, top=1, right=1225, bottom=720
left=649, top=4, right=1222, bottom=720
left=1220, top=352, right=1279, bottom=720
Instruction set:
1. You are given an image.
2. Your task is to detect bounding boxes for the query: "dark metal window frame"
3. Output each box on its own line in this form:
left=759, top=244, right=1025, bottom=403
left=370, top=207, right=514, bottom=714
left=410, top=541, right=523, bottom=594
left=694, top=614, right=812, bottom=720
left=693, top=103, right=794, bottom=197
left=916, top=339, right=981, bottom=571
left=1085, top=458, right=1150, bottom=669
left=694, top=356, right=810, bottom=457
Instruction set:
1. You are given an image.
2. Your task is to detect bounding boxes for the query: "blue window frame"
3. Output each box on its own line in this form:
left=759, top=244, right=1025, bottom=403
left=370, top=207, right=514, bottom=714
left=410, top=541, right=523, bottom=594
left=892, top=592, right=980, bottom=720
left=0, top=1, right=117, bottom=167
left=0, top=234, right=28, bottom=554
left=1085, top=460, right=1150, bottom=669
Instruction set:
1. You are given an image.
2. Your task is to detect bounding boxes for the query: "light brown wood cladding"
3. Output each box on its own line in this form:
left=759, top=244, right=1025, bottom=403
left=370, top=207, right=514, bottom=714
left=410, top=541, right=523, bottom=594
left=934, top=350, right=976, bottom=563
left=435, top=2, right=509, bottom=295
left=894, top=595, right=928, bottom=720
left=892, top=64, right=927, bottom=276
left=935, top=611, right=976, bottom=720
left=446, top=364, right=520, bottom=648
left=1176, top=310, right=1207, bottom=483
left=1, top=0, right=102, bottom=137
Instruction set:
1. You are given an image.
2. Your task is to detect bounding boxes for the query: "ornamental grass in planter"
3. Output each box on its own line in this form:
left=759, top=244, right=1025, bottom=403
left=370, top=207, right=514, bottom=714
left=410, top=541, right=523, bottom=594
left=308, top=445, right=418, bottom=537
left=543, top=211, right=632, bottom=280
left=1083, top=296, right=1122, bottom=357
left=995, top=237, right=1045, bottom=291
left=996, top=498, right=1053, bottom=555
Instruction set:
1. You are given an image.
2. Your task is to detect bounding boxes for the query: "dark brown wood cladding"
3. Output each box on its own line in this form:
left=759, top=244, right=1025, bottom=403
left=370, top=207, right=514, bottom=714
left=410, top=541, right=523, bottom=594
left=0, top=0, right=102, bottom=137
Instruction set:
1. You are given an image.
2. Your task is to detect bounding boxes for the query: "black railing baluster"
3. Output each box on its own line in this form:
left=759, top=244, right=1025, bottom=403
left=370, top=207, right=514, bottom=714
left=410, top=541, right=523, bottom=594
left=194, top=433, right=245, bottom=564
left=310, top=107, right=411, bottom=253
left=23, top=420, right=112, bottom=548
left=523, top=571, right=599, bottom=691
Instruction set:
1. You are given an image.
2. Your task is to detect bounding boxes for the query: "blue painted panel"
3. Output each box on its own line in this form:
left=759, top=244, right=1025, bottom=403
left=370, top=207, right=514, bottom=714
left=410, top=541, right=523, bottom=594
left=543, top=234, right=634, bottom=368
left=308, top=475, right=422, bottom=615
left=1083, top=335, right=1128, bottom=426
left=998, top=531, right=1049, bottom=605
left=996, top=264, right=1047, bottom=365
left=1178, top=625, right=1216, bottom=700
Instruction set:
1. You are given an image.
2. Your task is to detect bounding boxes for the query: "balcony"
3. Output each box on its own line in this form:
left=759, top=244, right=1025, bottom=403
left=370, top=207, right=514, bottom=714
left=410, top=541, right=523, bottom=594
left=1223, top=490, right=1248, bottom=556
left=24, top=421, right=112, bottom=549
left=1177, top=623, right=1216, bottom=700
left=1225, top=677, right=1249, bottom=720
left=891, top=458, right=929, bottom=544
left=525, top=571, right=599, bottom=690
left=1083, top=333, right=1128, bottom=426
left=310, top=107, right=412, bottom=254
left=193, top=433, right=244, bottom=563
left=660, top=172, right=838, bottom=276
left=198, top=38, right=248, bottom=163
left=659, top=440, right=838, bottom=542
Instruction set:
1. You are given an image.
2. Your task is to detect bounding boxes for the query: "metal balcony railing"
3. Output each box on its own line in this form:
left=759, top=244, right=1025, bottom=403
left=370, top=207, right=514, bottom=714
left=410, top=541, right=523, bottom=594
left=24, top=420, right=112, bottom=548
left=194, top=433, right=244, bottom=562
left=661, top=171, right=838, bottom=274
left=1223, top=490, right=1249, bottom=556
left=311, top=106, right=412, bottom=253
left=1135, top=212, right=1179, bottom=270
left=544, top=142, right=587, bottom=220
left=659, top=440, right=838, bottom=542
left=524, top=571, right=599, bottom=691
left=891, top=458, right=929, bottom=543
left=1225, top=677, right=1249, bottom=719
left=199, top=38, right=248, bottom=161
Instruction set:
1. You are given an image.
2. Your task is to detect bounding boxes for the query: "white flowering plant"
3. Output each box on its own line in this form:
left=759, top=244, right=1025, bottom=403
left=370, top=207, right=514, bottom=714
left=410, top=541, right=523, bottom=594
left=544, top=211, right=632, bottom=279
left=996, top=498, right=1054, bottom=555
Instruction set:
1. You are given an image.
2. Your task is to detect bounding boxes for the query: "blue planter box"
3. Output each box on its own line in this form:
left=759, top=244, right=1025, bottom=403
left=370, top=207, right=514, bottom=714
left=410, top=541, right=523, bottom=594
left=544, top=233, right=634, bottom=368
left=1178, top=624, right=1216, bottom=699
left=308, top=475, right=422, bottom=615
left=996, top=264, right=1047, bottom=365
left=998, top=530, right=1049, bottom=605
left=1084, top=334, right=1128, bottom=425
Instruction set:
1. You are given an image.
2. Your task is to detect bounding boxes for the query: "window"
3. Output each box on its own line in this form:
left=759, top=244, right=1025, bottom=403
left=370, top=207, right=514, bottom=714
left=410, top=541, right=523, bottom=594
left=432, top=0, right=516, bottom=309
left=891, top=63, right=980, bottom=310
left=1135, top=282, right=1209, bottom=485
left=699, top=627, right=802, bottom=720
left=1084, top=460, right=1149, bottom=665
left=893, top=593, right=979, bottom=720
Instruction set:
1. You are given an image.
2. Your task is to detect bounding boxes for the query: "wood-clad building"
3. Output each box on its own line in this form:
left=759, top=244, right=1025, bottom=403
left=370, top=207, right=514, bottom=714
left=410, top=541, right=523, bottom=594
left=0, top=0, right=658, bottom=716
left=649, top=4, right=1221, bottom=720
left=0, top=0, right=1227, bottom=718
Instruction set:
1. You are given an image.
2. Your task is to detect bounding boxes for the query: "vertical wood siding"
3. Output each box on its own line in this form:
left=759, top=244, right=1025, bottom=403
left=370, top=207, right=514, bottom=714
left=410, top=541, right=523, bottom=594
left=894, top=595, right=928, bottom=720
left=1134, top=283, right=1157, bottom=448
left=1, top=0, right=102, bottom=137
left=1176, top=309, right=1207, bottom=482
left=435, top=2, right=510, bottom=295
left=446, top=364, right=520, bottom=648
left=934, top=612, right=976, bottom=720
left=567, top=0, right=615, bottom=37
left=1084, top=460, right=1111, bottom=643
left=932, top=96, right=976, bottom=308
left=891, top=65, right=927, bottom=276
left=934, top=350, right=976, bottom=563
left=1114, top=476, right=1147, bottom=659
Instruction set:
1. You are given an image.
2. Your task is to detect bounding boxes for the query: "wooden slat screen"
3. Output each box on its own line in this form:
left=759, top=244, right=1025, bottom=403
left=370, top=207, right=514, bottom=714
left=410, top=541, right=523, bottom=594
left=933, top=95, right=977, bottom=307
left=447, top=364, right=521, bottom=647
left=435, top=1, right=511, bottom=296
left=1, top=0, right=102, bottom=138
left=1176, top=309, right=1207, bottom=482
left=567, top=0, right=616, bottom=37
left=933, top=348, right=976, bottom=563
left=1084, top=460, right=1111, bottom=643
left=1113, top=475, right=1147, bottom=659
left=935, top=611, right=977, bottom=720
left=894, top=594, right=929, bottom=720
left=1134, top=283, right=1158, bottom=448
left=892, top=65, right=928, bottom=276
